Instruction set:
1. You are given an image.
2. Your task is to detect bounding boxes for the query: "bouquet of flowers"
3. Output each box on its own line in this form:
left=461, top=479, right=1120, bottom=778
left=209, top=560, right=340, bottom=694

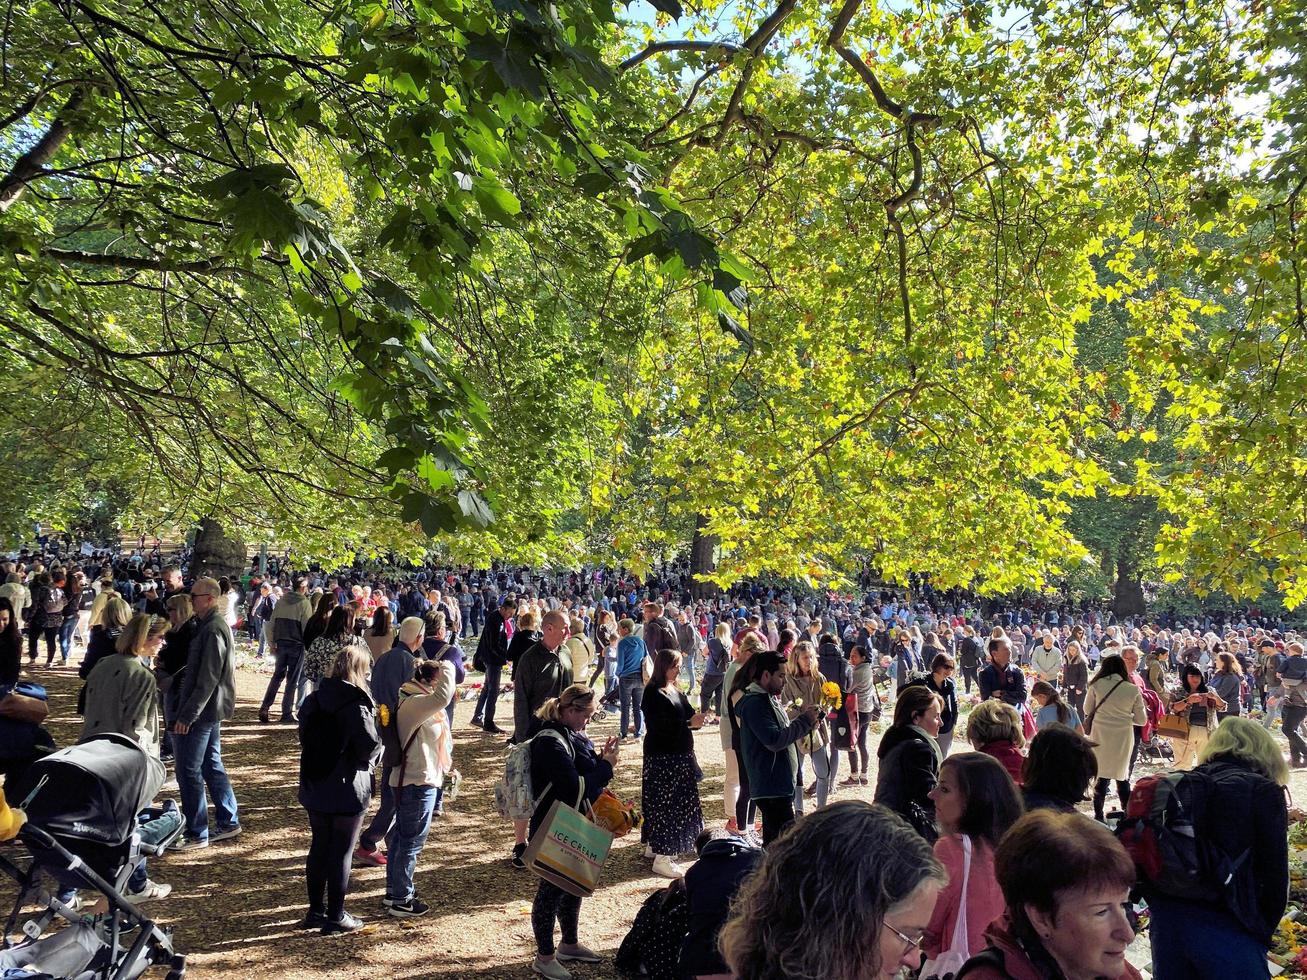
left=820, top=681, right=843, bottom=713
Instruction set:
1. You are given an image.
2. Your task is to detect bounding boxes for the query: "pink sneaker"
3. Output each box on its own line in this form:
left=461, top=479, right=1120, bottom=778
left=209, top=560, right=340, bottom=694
left=353, top=846, right=386, bottom=867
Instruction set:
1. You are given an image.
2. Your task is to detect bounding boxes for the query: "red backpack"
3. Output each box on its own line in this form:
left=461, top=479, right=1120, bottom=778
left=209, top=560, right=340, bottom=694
left=1115, top=770, right=1216, bottom=896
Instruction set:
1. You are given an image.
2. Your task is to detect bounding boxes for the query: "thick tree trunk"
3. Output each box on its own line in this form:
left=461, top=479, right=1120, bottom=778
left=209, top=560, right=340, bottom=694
left=689, top=513, right=719, bottom=601
left=190, top=518, right=247, bottom=581
left=1112, top=557, right=1146, bottom=619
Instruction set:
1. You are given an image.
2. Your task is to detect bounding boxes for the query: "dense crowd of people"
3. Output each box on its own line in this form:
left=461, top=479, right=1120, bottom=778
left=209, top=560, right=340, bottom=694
left=0, top=537, right=1302, bottom=979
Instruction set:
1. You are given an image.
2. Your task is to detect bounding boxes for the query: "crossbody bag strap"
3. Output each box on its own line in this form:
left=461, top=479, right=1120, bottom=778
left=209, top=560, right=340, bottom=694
left=1085, top=678, right=1126, bottom=728
left=393, top=699, right=430, bottom=790
left=948, top=834, right=973, bottom=956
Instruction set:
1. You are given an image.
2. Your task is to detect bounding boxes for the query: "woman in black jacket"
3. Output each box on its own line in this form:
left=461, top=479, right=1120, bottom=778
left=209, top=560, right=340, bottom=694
left=297, top=644, right=380, bottom=935
left=528, top=684, right=621, bottom=980
left=80, top=595, right=131, bottom=679
left=1146, top=717, right=1289, bottom=979
left=873, top=684, right=943, bottom=841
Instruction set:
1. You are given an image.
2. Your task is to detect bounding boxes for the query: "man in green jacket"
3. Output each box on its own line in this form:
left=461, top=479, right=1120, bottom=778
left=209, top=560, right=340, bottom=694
left=171, top=576, right=241, bottom=850
left=736, top=651, right=818, bottom=845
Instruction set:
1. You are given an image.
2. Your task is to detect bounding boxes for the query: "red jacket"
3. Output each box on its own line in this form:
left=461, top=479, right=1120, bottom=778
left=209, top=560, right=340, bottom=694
left=960, top=915, right=1143, bottom=980
left=978, top=739, right=1025, bottom=786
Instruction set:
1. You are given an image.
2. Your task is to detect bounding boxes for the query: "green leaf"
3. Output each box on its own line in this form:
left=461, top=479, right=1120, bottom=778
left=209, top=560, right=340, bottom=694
left=473, top=179, right=522, bottom=223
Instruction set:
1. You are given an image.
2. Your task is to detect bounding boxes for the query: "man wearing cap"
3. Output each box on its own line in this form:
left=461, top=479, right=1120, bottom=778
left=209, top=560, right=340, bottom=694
left=171, top=576, right=241, bottom=849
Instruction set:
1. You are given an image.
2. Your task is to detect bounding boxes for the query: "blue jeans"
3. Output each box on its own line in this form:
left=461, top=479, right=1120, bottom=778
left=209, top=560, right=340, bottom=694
left=1149, top=895, right=1269, bottom=980
left=619, top=674, right=644, bottom=737
left=252, top=620, right=268, bottom=659
left=58, top=617, right=78, bottom=661
left=473, top=664, right=502, bottom=726
left=684, top=651, right=698, bottom=694
left=385, top=784, right=437, bottom=903
left=175, top=722, right=240, bottom=841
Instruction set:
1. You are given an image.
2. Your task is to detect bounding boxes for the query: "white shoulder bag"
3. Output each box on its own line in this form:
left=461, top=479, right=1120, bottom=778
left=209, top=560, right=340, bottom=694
left=920, top=834, right=972, bottom=980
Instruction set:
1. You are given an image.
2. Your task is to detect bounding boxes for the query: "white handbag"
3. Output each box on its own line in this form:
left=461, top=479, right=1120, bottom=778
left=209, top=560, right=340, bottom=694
left=919, top=834, right=972, bottom=980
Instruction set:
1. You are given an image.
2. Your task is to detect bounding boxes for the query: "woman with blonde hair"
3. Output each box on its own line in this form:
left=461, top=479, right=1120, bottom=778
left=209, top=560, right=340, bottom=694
left=781, top=641, right=832, bottom=812
left=82, top=612, right=168, bottom=751
left=720, top=802, right=945, bottom=980
left=699, top=621, right=731, bottom=716
left=528, top=684, right=621, bottom=979
left=1146, top=718, right=1288, bottom=978
left=507, top=607, right=542, bottom=681
left=297, top=644, right=380, bottom=933
left=965, top=700, right=1026, bottom=786
left=79, top=596, right=131, bottom=680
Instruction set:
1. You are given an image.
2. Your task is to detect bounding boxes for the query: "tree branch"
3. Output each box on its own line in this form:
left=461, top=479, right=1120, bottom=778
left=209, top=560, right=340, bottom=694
left=0, top=87, right=85, bottom=212
left=618, top=39, right=742, bottom=72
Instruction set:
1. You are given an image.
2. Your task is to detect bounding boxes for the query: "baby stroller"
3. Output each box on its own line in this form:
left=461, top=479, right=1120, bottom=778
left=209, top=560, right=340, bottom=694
left=1137, top=731, right=1174, bottom=764
left=0, top=733, right=187, bottom=980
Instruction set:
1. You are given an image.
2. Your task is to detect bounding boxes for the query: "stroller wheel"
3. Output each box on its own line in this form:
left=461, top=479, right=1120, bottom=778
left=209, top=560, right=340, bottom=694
left=165, top=971, right=185, bottom=980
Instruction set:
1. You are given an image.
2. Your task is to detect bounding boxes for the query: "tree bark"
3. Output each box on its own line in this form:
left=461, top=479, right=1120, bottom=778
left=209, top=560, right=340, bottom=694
left=689, top=513, right=719, bottom=600
left=1112, top=557, right=1146, bottom=619
left=190, top=518, right=248, bottom=581
left=0, top=88, right=85, bottom=212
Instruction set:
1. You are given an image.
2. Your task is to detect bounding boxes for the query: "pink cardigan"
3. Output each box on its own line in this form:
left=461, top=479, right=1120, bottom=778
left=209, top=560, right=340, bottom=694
left=923, top=834, right=1006, bottom=959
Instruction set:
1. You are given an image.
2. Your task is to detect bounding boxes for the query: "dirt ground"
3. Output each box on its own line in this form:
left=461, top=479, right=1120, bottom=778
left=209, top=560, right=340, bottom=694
left=9, top=657, right=1306, bottom=979
left=8, top=658, right=857, bottom=979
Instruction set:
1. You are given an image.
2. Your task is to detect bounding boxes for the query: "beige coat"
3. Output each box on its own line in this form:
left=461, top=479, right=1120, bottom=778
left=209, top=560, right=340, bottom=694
left=390, top=661, right=456, bottom=789
left=1084, top=675, right=1147, bottom=780
left=781, top=671, right=828, bottom=753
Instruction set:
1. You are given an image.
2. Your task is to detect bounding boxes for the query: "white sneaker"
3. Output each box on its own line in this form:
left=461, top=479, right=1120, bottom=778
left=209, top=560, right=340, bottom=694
left=532, top=956, right=572, bottom=980
left=128, top=878, right=172, bottom=901
left=651, top=855, right=683, bottom=878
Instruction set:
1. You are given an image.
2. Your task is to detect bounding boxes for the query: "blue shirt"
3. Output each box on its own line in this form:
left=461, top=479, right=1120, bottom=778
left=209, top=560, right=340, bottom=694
left=1035, top=702, right=1080, bottom=730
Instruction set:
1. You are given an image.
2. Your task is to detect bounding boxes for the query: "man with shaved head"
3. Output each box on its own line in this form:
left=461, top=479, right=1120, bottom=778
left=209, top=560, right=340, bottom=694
left=511, top=608, right=573, bottom=745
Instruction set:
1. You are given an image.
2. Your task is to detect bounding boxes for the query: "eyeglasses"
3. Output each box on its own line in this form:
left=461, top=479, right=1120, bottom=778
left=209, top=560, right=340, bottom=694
left=882, top=920, right=924, bottom=960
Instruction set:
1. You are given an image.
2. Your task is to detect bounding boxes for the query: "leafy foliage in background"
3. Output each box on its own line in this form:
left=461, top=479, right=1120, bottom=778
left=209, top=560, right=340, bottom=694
left=1, top=0, right=1304, bottom=606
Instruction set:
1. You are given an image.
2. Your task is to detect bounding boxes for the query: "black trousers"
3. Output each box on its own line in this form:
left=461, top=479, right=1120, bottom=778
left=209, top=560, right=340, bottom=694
left=261, top=644, right=303, bottom=718
left=734, top=755, right=756, bottom=829
left=756, top=797, right=795, bottom=846
left=848, top=710, right=873, bottom=773
left=27, top=627, right=57, bottom=664
left=961, top=666, right=979, bottom=694
left=532, top=878, right=581, bottom=956
left=1283, top=704, right=1307, bottom=765
left=700, top=674, right=724, bottom=715
left=1093, top=778, right=1131, bottom=820
left=305, top=810, right=365, bottom=921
